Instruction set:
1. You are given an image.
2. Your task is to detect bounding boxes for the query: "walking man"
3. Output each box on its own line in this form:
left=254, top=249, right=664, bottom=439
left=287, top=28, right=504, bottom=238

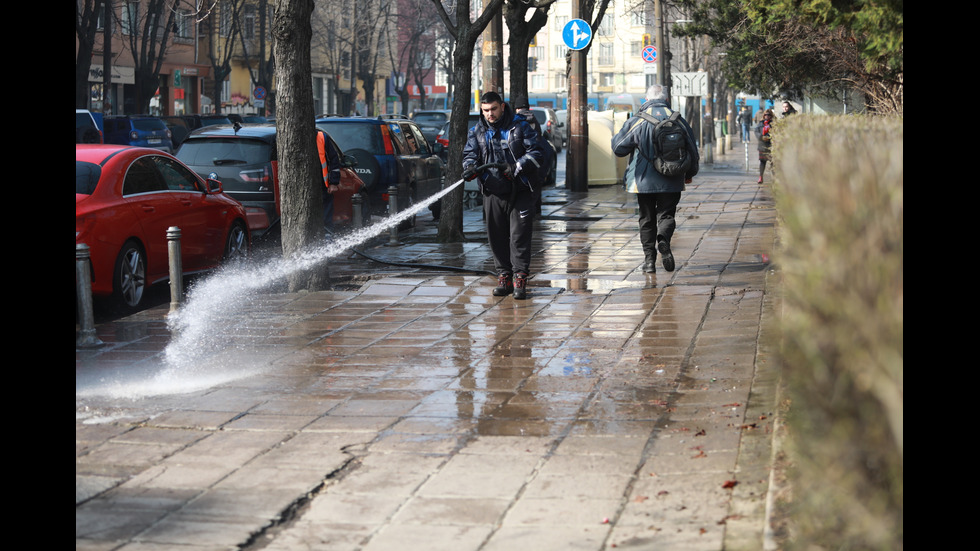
left=612, top=85, right=700, bottom=273
left=462, top=91, right=546, bottom=299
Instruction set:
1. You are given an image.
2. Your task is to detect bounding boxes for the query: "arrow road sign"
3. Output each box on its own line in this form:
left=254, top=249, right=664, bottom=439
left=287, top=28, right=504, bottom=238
left=562, top=19, right=593, bottom=51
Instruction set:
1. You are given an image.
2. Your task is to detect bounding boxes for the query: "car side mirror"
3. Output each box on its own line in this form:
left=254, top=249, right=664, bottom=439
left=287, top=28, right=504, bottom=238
left=432, top=142, right=444, bottom=155
left=205, top=178, right=223, bottom=194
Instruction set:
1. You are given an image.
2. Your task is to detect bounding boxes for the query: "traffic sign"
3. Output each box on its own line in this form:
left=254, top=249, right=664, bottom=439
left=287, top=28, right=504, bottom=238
left=642, top=45, right=657, bottom=63
left=671, top=72, right=708, bottom=97
left=253, top=86, right=267, bottom=100
left=562, top=19, right=592, bottom=51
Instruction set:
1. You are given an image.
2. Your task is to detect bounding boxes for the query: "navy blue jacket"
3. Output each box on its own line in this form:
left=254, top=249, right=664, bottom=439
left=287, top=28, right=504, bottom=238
left=463, top=103, right=545, bottom=197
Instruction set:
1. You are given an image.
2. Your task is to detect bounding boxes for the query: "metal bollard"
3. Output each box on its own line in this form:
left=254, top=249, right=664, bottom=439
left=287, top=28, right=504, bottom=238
left=352, top=193, right=363, bottom=229
left=387, top=185, right=399, bottom=245
left=168, top=226, right=183, bottom=313
left=75, top=243, right=103, bottom=348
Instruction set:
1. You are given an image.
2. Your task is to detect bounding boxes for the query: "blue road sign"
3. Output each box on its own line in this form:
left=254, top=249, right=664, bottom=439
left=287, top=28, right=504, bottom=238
left=642, top=45, right=657, bottom=63
left=562, top=19, right=593, bottom=51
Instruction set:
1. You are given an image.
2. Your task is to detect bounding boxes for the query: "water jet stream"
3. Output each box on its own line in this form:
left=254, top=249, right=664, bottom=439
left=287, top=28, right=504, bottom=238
left=162, top=179, right=467, bottom=373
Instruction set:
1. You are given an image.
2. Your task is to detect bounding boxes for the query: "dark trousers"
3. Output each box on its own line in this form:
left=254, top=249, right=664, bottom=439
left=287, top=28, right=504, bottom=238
left=636, top=192, right=681, bottom=259
left=484, top=188, right=537, bottom=276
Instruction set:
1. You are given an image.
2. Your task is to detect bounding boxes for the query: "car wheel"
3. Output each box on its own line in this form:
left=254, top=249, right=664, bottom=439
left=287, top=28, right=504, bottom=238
left=112, top=240, right=147, bottom=311
left=223, top=221, right=249, bottom=262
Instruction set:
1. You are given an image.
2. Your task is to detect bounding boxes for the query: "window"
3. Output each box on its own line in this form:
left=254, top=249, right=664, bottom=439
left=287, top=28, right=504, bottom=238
left=631, top=10, right=647, bottom=26
left=122, top=1, right=139, bottom=36
left=123, top=157, right=165, bottom=196
left=531, top=74, right=547, bottom=90
left=243, top=6, right=255, bottom=40
left=219, top=4, right=231, bottom=37
left=554, top=73, right=567, bottom=89
left=597, top=12, right=614, bottom=36
left=155, top=157, right=200, bottom=192
left=176, top=11, right=193, bottom=39
left=631, top=41, right=641, bottom=57
left=554, top=45, right=568, bottom=59
left=599, top=43, right=614, bottom=66
left=553, top=15, right=568, bottom=31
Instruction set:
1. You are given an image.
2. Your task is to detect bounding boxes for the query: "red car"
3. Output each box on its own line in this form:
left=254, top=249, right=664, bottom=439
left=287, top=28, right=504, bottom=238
left=76, top=145, right=250, bottom=311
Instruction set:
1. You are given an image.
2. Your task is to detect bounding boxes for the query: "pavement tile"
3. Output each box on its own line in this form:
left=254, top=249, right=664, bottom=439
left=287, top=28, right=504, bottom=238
left=78, top=169, right=781, bottom=551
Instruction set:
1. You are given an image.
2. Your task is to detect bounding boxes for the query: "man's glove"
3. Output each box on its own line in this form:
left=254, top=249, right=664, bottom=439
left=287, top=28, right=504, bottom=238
left=462, top=166, right=478, bottom=181
left=513, top=162, right=523, bottom=176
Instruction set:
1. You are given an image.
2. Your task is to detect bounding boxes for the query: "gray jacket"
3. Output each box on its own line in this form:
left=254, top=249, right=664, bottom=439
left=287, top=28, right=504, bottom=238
left=612, top=100, right=699, bottom=194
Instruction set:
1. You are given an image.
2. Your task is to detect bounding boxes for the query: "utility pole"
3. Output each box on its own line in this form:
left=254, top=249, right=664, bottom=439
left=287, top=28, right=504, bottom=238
left=481, top=0, right=503, bottom=95
left=567, top=1, right=589, bottom=192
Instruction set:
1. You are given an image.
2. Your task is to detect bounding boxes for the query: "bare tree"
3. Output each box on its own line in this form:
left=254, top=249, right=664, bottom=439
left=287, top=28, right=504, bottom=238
left=273, top=0, right=328, bottom=291
left=235, top=0, right=276, bottom=115
left=429, top=0, right=505, bottom=242
left=388, top=0, right=441, bottom=115
left=76, top=0, right=106, bottom=109
left=503, top=0, right=557, bottom=109
left=117, top=0, right=181, bottom=114
left=201, top=0, right=243, bottom=115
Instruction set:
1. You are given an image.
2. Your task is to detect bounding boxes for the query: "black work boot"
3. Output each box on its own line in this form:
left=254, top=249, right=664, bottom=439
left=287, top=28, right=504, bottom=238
left=642, top=254, right=657, bottom=273
left=513, top=273, right=528, bottom=300
left=658, top=240, right=675, bottom=272
left=493, top=273, right=514, bottom=296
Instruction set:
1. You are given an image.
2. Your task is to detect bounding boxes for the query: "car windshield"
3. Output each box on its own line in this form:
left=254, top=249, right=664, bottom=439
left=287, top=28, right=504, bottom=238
left=133, top=118, right=168, bottom=131
left=316, top=122, right=384, bottom=153
left=177, top=138, right=273, bottom=166
left=413, top=113, right=447, bottom=125
left=531, top=111, right=547, bottom=124
left=76, top=112, right=95, bottom=130
left=201, top=116, right=232, bottom=126
left=76, top=161, right=101, bottom=195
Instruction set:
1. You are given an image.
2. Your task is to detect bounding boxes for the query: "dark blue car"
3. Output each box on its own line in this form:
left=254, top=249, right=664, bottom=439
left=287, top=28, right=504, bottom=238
left=103, top=115, right=174, bottom=153
left=315, top=116, right=445, bottom=222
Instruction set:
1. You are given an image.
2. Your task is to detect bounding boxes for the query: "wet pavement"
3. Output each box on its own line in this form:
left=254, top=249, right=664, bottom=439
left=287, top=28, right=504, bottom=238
left=77, top=160, right=781, bottom=550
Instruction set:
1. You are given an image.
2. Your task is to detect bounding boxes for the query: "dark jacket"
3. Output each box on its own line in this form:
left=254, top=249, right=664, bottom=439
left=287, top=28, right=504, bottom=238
left=612, top=99, right=699, bottom=194
left=463, top=103, right=545, bottom=197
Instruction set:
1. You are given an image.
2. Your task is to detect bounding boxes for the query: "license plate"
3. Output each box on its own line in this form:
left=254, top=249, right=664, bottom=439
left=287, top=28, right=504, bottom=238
left=148, top=138, right=162, bottom=144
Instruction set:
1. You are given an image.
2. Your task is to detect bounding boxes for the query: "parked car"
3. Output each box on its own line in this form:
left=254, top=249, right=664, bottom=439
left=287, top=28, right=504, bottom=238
left=175, top=123, right=364, bottom=237
left=76, top=144, right=250, bottom=312
left=554, top=109, right=567, bottom=148
left=315, top=116, right=445, bottom=221
left=410, top=110, right=452, bottom=146
left=163, top=114, right=234, bottom=148
left=527, top=106, right=563, bottom=153
left=76, top=109, right=103, bottom=144
left=103, top=115, right=174, bottom=153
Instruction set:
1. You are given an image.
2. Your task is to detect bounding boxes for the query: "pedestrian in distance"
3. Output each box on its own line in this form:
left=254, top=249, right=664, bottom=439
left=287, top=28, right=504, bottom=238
left=755, top=109, right=775, bottom=183
left=462, top=91, right=546, bottom=300
left=781, top=100, right=798, bottom=118
left=739, top=106, right=753, bottom=142
left=612, top=84, right=700, bottom=274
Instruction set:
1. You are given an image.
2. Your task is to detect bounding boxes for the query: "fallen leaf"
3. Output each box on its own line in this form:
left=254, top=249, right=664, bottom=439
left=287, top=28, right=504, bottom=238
left=722, top=480, right=738, bottom=489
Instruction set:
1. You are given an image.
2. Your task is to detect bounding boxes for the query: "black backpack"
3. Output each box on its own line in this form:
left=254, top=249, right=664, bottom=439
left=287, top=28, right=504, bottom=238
left=636, top=110, right=692, bottom=177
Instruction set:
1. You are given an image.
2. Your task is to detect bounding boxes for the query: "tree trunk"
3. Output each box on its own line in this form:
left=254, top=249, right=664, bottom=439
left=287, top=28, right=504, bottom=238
left=436, top=50, right=476, bottom=243
left=273, top=0, right=328, bottom=292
